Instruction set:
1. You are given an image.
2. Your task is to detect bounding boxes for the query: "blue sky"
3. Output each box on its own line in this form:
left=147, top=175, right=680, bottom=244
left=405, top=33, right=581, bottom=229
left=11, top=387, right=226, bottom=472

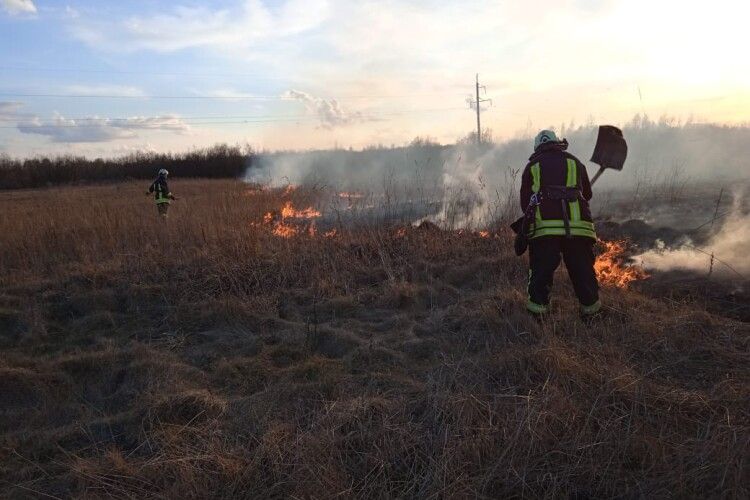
left=1, top=0, right=749, bottom=157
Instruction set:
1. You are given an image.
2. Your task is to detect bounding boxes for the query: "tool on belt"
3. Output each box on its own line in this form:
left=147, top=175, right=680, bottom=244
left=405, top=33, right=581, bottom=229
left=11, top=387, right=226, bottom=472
left=511, top=192, right=541, bottom=256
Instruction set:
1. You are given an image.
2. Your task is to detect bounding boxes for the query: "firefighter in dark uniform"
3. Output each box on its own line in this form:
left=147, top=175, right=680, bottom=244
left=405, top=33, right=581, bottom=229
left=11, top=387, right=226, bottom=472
left=520, top=130, right=601, bottom=316
left=147, top=168, right=176, bottom=218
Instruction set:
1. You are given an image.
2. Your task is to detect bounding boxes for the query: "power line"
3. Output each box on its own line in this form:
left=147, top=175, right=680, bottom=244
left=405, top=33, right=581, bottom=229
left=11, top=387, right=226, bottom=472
left=0, top=92, right=467, bottom=101
left=0, top=66, right=483, bottom=92
left=0, top=107, right=468, bottom=129
left=0, top=113, right=305, bottom=123
left=0, top=119, right=317, bottom=129
left=0, top=107, right=466, bottom=123
left=0, top=114, right=307, bottom=123
left=0, top=65, right=294, bottom=79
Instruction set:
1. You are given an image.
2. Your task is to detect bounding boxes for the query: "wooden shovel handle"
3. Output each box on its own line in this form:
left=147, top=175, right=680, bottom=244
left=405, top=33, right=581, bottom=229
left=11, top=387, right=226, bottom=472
left=590, top=166, right=606, bottom=186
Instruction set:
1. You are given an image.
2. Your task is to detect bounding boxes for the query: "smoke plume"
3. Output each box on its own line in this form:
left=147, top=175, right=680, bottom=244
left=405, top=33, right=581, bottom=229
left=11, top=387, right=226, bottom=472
left=635, top=189, right=750, bottom=278
left=246, top=118, right=750, bottom=233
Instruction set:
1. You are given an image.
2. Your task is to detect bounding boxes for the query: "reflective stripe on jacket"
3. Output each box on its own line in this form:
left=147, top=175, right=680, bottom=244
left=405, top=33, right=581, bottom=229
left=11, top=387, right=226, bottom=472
left=520, top=145, right=596, bottom=240
left=149, top=177, right=172, bottom=205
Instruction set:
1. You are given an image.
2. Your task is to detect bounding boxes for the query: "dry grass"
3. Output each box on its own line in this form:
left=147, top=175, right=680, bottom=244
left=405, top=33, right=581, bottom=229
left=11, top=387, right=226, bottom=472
left=1, top=180, right=748, bottom=499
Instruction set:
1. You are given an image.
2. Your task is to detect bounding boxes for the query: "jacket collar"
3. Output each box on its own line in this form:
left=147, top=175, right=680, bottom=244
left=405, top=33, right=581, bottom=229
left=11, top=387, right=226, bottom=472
left=528, top=139, right=569, bottom=163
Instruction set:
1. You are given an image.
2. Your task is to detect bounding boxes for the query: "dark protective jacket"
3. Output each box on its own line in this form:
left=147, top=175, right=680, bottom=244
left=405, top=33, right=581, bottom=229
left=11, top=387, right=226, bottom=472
left=519, top=142, right=596, bottom=239
left=148, top=176, right=173, bottom=204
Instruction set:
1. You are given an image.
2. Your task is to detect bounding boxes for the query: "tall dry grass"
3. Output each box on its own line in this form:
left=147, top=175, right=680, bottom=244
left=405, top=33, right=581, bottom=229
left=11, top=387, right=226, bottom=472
left=0, top=180, right=748, bottom=499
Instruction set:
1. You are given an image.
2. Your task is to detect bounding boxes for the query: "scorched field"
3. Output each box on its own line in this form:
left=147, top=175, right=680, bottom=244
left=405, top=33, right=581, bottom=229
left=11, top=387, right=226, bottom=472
left=0, top=179, right=748, bottom=499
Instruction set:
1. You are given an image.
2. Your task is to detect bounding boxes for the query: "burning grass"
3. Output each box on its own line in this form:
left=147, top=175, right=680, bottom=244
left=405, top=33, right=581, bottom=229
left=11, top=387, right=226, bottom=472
left=0, top=180, right=748, bottom=498
left=269, top=200, right=322, bottom=238
left=595, top=239, right=649, bottom=288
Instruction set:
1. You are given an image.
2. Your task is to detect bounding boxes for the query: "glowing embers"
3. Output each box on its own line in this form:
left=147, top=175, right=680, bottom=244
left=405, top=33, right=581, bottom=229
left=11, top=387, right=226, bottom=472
left=595, top=239, right=648, bottom=288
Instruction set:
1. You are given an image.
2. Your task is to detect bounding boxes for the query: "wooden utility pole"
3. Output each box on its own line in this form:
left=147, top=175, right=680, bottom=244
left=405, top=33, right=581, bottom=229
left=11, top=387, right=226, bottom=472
left=475, top=74, right=481, bottom=145
left=469, top=74, right=492, bottom=145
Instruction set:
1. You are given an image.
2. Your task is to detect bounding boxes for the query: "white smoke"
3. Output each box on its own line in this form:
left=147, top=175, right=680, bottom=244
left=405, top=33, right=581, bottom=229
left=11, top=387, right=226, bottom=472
left=245, top=120, right=750, bottom=233
left=635, top=190, right=750, bottom=278
left=424, top=145, right=496, bottom=229
left=245, top=143, right=446, bottom=188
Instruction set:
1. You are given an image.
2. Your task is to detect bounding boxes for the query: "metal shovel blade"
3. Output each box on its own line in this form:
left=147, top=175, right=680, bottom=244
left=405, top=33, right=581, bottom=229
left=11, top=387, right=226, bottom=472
left=590, top=125, right=627, bottom=184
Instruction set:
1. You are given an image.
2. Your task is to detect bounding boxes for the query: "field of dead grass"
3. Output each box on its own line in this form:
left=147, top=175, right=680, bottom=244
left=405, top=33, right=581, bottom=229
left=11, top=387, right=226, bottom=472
left=1, top=179, right=748, bottom=498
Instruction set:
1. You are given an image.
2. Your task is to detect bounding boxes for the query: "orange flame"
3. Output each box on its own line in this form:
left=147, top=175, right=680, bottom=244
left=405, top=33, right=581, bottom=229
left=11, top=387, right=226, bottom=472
left=256, top=200, right=322, bottom=238
left=324, top=228, right=338, bottom=238
left=478, top=230, right=490, bottom=238
left=272, top=222, right=299, bottom=238
left=280, top=201, right=321, bottom=219
left=595, top=240, right=648, bottom=288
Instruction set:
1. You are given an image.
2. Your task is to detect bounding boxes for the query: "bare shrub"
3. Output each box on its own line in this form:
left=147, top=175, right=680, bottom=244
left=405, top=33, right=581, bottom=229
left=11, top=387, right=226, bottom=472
left=0, top=143, right=252, bottom=189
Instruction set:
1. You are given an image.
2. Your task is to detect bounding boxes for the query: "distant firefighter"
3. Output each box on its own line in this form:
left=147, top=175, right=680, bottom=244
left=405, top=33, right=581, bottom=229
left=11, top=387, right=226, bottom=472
left=147, top=168, right=176, bottom=218
left=518, top=130, right=601, bottom=317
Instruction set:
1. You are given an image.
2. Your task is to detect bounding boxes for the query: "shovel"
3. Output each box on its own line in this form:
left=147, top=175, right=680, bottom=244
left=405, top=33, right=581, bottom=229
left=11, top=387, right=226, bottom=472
left=589, top=125, right=627, bottom=185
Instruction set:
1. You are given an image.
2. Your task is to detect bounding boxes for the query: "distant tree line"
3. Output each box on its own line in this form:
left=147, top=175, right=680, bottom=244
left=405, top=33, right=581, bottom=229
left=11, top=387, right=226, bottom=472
left=0, top=144, right=253, bottom=190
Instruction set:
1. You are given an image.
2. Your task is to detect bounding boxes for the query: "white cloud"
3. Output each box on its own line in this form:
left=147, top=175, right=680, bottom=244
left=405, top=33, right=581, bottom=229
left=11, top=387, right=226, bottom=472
left=283, top=89, right=369, bottom=128
left=1, top=0, right=36, bottom=15
left=2, top=102, right=191, bottom=144
left=71, top=0, right=331, bottom=52
left=196, top=88, right=268, bottom=103
left=18, top=115, right=136, bottom=143
left=16, top=113, right=190, bottom=143
left=23, top=0, right=750, bottom=153
left=112, top=115, right=190, bottom=132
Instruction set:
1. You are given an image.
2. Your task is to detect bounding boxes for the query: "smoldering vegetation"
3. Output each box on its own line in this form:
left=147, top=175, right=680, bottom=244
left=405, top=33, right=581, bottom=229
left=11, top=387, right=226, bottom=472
left=248, top=118, right=750, bottom=320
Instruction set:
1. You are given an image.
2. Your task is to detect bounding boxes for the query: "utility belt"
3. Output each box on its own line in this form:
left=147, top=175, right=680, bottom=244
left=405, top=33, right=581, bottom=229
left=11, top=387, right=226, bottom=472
left=536, top=186, right=583, bottom=238
left=541, top=186, right=583, bottom=202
